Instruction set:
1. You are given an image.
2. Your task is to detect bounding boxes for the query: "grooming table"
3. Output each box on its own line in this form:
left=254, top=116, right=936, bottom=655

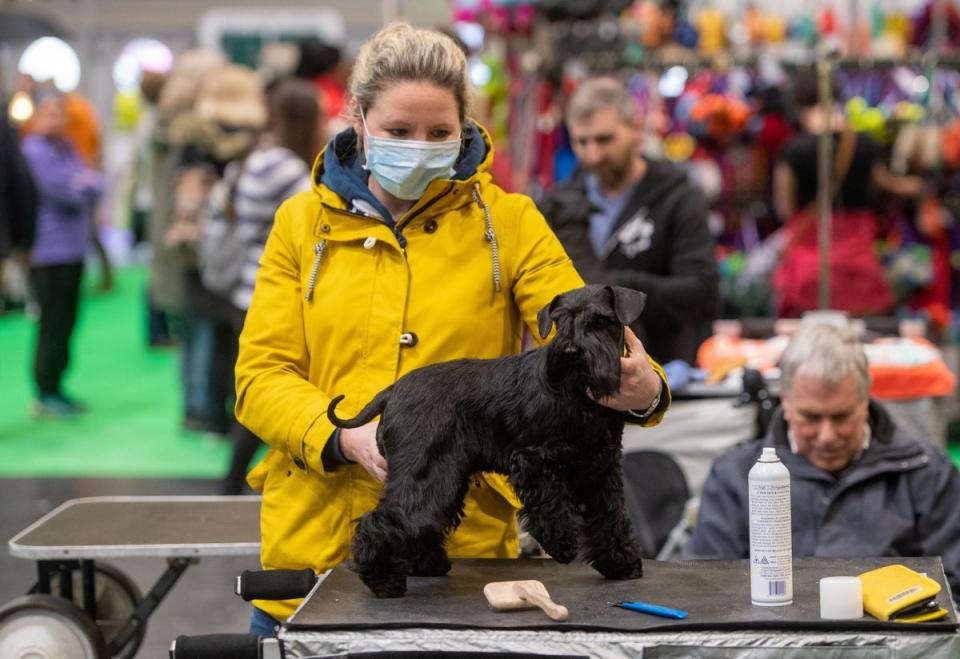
left=4, top=495, right=260, bottom=658
left=279, top=557, right=959, bottom=658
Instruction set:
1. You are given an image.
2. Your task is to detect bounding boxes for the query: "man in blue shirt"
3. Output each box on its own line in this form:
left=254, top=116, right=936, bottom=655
left=538, top=77, right=718, bottom=365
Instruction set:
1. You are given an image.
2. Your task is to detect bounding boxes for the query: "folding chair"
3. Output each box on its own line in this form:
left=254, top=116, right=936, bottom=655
left=621, top=450, right=691, bottom=559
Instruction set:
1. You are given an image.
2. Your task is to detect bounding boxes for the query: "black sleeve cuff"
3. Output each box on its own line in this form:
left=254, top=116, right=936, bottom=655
left=320, top=428, right=354, bottom=470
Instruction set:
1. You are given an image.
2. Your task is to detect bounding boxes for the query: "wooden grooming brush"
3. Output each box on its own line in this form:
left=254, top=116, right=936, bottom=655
left=483, top=580, right=569, bottom=621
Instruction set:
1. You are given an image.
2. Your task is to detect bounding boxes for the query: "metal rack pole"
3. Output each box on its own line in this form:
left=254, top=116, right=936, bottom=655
left=927, top=0, right=946, bottom=121
left=816, top=57, right=834, bottom=310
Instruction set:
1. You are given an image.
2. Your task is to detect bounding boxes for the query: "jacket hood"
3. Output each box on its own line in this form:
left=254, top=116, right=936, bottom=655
left=311, top=120, right=492, bottom=221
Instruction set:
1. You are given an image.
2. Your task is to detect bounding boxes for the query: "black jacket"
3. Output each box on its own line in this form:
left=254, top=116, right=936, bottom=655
left=538, top=159, right=719, bottom=364
left=0, top=105, right=37, bottom=258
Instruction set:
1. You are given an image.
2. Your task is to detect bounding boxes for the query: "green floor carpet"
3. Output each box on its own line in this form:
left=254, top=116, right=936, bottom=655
left=0, top=267, right=234, bottom=477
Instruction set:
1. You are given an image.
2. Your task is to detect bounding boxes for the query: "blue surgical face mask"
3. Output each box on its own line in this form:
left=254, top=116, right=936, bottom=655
left=361, top=109, right=462, bottom=200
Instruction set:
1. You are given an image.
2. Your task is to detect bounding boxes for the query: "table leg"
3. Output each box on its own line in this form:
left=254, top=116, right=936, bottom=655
left=35, top=561, right=52, bottom=595
left=81, top=559, right=97, bottom=620
left=106, top=556, right=192, bottom=656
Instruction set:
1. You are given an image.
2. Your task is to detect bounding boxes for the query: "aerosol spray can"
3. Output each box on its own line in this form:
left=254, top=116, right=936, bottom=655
left=749, top=447, right=793, bottom=606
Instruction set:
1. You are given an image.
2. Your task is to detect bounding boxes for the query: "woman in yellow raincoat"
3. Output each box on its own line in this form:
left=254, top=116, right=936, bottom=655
left=235, top=22, right=670, bottom=633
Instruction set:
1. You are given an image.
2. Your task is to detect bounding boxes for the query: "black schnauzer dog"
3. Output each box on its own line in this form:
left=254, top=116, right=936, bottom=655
left=327, top=285, right=649, bottom=598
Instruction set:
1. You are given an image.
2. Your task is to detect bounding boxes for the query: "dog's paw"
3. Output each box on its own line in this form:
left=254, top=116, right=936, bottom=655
left=364, top=575, right=408, bottom=598
left=542, top=540, right=578, bottom=564
left=592, top=556, right=643, bottom=580
left=412, top=549, right=452, bottom=577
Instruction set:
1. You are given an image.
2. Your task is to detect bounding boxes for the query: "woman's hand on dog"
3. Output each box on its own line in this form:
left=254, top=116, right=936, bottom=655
left=595, top=326, right=663, bottom=412
left=340, top=422, right=388, bottom=482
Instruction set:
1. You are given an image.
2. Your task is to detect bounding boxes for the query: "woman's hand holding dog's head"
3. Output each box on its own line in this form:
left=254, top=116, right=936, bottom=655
left=340, top=422, right=388, bottom=482
left=595, top=326, right=663, bottom=412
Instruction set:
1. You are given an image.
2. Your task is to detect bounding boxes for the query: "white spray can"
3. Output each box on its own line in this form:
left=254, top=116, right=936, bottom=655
left=749, top=447, right=793, bottom=606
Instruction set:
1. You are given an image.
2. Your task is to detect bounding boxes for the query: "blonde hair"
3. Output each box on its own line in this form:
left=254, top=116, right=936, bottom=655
left=349, top=22, right=471, bottom=123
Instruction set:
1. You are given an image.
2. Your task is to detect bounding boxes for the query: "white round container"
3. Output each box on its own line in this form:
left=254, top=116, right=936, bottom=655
left=820, top=576, right=863, bottom=619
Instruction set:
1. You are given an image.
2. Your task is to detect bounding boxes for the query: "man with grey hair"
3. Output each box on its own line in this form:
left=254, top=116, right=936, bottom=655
left=537, top=76, right=718, bottom=364
left=684, top=321, right=960, bottom=601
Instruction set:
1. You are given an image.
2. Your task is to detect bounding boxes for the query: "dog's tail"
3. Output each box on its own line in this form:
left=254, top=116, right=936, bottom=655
left=327, top=386, right=394, bottom=429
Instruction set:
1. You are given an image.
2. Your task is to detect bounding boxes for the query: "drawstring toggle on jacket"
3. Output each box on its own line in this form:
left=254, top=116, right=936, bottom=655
left=473, top=182, right=502, bottom=293
left=304, top=240, right=327, bottom=301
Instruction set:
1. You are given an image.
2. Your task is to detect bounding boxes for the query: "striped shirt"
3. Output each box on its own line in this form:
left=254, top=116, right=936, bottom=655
left=230, top=145, right=311, bottom=310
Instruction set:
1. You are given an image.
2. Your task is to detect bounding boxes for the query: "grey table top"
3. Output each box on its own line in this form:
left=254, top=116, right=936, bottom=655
left=8, top=496, right=261, bottom=559
left=286, top=556, right=958, bottom=634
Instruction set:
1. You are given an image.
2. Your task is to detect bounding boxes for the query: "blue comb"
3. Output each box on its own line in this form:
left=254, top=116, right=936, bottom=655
left=613, top=601, right=689, bottom=619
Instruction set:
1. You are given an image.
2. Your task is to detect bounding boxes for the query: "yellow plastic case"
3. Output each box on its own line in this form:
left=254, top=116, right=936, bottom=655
left=858, top=564, right=948, bottom=622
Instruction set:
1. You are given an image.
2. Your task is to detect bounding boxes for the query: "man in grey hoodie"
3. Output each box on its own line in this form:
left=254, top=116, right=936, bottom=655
left=684, top=321, right=960, bottom=603
left=538, top=77, right=719, bottom=365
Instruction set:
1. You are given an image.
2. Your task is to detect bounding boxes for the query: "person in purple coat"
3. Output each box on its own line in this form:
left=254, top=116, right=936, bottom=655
left=21, top=90, right=103, bottom=417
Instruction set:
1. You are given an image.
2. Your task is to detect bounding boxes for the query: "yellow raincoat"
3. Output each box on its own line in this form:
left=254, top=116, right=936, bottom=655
left=235, top=123, right=669, bottom=621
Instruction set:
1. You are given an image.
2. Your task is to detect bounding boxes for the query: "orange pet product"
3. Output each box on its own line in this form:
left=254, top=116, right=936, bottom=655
left=689, top=94, right=750, bottom=140
left=744, top=7, right=764, bottom=44
left=697, top=334, right=956, bottom=401
left=917, top=194, right=945, bottom=239
left=942, top=119, right=960, bottom=171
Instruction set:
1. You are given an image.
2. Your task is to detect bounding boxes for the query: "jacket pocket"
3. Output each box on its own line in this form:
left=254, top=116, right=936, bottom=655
left=246, top=447, right=284, bottom=492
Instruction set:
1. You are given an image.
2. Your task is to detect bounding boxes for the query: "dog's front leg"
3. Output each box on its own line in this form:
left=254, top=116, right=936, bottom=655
left=510, top=452, right=580, bottom=563
left=576, top=458, right=643, bottom=580
left=351, top=507, right=414, bottom=597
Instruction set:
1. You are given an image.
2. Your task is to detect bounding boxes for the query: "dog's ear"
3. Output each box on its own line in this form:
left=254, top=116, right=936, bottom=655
left=607, top=286, right=647, bottom=325
left=537, top=296, right=559, bottom=339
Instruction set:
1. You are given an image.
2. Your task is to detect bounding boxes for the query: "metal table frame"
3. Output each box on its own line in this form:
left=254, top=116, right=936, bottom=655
left=7, top=495, right=261, bottom=657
